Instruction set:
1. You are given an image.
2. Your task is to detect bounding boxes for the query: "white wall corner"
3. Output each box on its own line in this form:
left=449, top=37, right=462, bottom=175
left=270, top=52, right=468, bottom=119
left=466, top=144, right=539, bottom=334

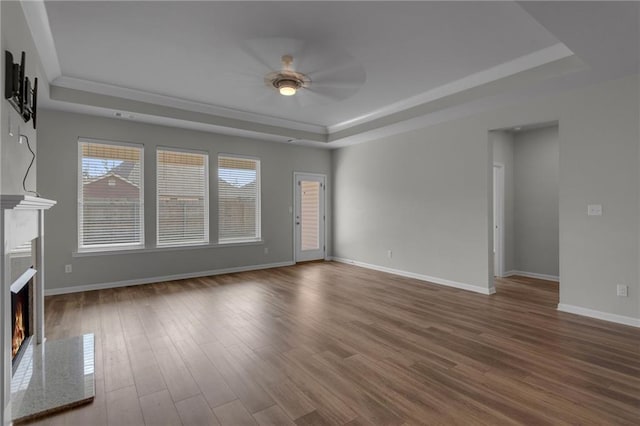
left=557, top=303, right=640, bottom=328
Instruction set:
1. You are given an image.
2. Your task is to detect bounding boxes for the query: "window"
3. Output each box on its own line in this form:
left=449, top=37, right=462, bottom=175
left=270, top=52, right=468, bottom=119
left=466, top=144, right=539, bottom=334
left=78, top=140, right=144, bottom=251
left=157, top=149, right=209, bottom=246
left=218, top=155, right=261, bottom=243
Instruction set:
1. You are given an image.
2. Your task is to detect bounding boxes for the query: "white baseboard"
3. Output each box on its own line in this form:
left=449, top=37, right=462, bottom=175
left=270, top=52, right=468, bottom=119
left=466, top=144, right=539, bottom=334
left=503, top=270, right=559, bottom=282
left=557, top=304, right=640, bottom=328
left=331, top=257, right=495, bottom=295
left=45, top=261, right=295, bottom=296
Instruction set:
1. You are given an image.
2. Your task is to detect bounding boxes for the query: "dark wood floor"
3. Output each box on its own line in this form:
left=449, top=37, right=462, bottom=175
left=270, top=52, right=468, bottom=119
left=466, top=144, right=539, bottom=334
left=26, top=262, right=639, bottom=425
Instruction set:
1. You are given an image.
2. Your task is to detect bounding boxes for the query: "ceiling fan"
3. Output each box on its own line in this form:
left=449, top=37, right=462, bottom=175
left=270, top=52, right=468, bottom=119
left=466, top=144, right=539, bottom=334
left=236, top=38, right=366, bottom=104
left=265, top=55, right=310, bottom=96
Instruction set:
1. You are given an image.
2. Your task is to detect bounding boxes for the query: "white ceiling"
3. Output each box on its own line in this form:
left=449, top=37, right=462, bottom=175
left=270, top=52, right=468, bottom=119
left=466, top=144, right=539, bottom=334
left=25, top=1, right=639, bottom=146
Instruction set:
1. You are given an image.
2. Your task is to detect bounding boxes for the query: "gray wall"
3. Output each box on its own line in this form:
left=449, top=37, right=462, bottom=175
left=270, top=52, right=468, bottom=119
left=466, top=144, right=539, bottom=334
left=492, top=130, right=515, bottom=273
left=333, top=73, right=639, bottom=320
left=333, top=118, right=491, bottom=291
left=37, top=109, right=331, bottom=291
left=1, top=1, right=48, bottom=194
left=558, top=76, right=638, bottom=319
left=514, top=126, right=559, bottom=277
left=1, top=2, right=49, bottom=423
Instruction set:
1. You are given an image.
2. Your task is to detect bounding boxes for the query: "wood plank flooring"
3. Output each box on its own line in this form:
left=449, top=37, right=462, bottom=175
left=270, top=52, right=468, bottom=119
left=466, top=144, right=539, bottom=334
left=23, top=262, right=640, bottom=425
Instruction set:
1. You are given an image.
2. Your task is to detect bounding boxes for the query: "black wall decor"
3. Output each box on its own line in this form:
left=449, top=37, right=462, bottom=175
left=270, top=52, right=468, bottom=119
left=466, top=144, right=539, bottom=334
left=5, top=50, right=38, bottom=129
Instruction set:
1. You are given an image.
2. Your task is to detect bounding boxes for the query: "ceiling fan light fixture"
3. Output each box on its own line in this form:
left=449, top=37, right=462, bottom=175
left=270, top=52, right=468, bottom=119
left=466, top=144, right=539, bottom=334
left=266, top=55, right=310, bottom=97
left=275, top=78, right=301, bottom=96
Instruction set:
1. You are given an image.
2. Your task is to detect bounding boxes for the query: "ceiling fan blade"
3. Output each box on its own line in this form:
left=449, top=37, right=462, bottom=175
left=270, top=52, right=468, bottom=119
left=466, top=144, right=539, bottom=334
left=290, top=92, right=308, bottom=108
left=236, top=44, right=277, bottom=74
left=304, top=71, right=364, bottom=102
left=237, top=37, right=307, bottom=73
left=308, top=63, right=365, bottom=85
left=303, top=86, right=350, bottom=103
left=311, top=81, right=363, bottom=90
left=232, top=37, right=366, bottom=105
left=287, top=89, right=325, bottom=107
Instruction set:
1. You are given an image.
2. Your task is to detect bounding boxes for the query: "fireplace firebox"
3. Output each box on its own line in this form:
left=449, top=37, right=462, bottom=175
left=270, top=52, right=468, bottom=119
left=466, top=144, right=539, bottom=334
left=11, top=277, right=31, bottom=368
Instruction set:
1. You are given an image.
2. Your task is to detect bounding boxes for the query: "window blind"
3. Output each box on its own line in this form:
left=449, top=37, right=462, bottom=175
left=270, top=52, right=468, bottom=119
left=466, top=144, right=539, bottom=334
left=79, top=141, right=144, bottom=250
left=157, top=149, right=209, bottom=246
left=218, top=156, right=261, bottom=243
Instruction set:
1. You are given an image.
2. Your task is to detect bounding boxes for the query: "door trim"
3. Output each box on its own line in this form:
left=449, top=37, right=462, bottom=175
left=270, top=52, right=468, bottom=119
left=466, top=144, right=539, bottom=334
left=493, top=163, right=505, bottom=278
left=293, top=172, right=327, bottom=263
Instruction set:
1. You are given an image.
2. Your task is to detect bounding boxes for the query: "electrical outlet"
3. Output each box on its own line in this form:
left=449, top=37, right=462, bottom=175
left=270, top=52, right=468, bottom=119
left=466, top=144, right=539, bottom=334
left=65, top=264, right=72, bottom=273
left=387, top=250, right=392, bottom=259
left=264, top=247, right=269, bottom=255
left=616, top=284, right=628, bottom=297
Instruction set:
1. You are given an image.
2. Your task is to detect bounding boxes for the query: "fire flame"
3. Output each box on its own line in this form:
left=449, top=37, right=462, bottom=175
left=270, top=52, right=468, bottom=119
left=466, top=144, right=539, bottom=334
left=12, top=301, right=25, bottom=358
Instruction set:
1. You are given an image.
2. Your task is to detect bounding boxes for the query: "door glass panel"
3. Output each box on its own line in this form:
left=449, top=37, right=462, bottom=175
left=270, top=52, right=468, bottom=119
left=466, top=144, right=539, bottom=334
left=300, top=181, right=320, bottom=251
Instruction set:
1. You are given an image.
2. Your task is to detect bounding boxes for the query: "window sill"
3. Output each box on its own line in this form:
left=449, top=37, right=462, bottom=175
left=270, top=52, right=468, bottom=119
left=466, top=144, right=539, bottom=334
left=72, top=240, right=264, bottom=257
left=218, top=238, right=262, bottom=245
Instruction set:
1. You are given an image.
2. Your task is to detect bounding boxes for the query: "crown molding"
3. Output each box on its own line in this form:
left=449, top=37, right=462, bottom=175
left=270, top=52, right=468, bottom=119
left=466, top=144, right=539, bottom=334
left=20, top=0, right=61, bottom=82
left=49, top=101, right=332, bottom=149
left=327, top=52, right=585, bottom=146
left=47, top=84, right=329, bottom=144
left=327, top=43, right=574, bottom=134
left=46, top=50, right=585, bottom=149
left=50, top=44, right=572, bottom=140
left=52, top=76, right=328, bottom=135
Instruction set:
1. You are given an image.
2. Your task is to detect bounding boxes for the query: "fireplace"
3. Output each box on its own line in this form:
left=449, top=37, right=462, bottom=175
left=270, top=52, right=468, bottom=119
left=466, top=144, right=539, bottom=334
left=2, top=195, right=57, bottom=425
left=11, top=274, right=32, bottom=368
left=2, top=196, right=94, bottom=425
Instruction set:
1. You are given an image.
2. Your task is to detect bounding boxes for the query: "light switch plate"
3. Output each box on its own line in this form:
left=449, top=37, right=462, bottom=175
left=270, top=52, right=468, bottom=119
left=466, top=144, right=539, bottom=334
left=587, top=204, right=602, bottom=216
left=617, top=284, right=628, bottom=297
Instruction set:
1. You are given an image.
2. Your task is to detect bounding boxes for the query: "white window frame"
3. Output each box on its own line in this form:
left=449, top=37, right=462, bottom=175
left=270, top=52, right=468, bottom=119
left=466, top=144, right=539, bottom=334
left=78, top=138, right=145, bottom=252
left=217, top=154, right=262, bottom=244
left=156, top=147, right=210, bottom=247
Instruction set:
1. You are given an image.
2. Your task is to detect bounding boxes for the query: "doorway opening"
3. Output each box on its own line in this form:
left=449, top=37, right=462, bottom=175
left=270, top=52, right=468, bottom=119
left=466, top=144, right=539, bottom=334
left=490, top=122, right=560, bottom=301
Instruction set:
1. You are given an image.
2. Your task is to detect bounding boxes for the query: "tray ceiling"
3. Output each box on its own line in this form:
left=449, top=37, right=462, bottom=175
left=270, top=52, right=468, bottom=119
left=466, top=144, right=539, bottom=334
left=26, top=1, right=638, bottom=146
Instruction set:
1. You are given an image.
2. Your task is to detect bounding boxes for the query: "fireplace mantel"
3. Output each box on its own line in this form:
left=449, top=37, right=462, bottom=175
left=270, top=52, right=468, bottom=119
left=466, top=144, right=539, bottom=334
left=1, top=195, right=56, bottom=425
left=0, top=195, right=57, bottom=211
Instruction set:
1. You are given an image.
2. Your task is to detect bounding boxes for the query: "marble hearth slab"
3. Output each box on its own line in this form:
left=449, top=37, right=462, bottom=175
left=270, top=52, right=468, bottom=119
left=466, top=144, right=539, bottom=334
left=11, top=334, right=95, bottom=423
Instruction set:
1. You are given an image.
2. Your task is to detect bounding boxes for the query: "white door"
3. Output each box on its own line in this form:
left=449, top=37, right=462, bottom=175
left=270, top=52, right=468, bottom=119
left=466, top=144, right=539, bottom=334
left=294, top=173, right=326, bottom=262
